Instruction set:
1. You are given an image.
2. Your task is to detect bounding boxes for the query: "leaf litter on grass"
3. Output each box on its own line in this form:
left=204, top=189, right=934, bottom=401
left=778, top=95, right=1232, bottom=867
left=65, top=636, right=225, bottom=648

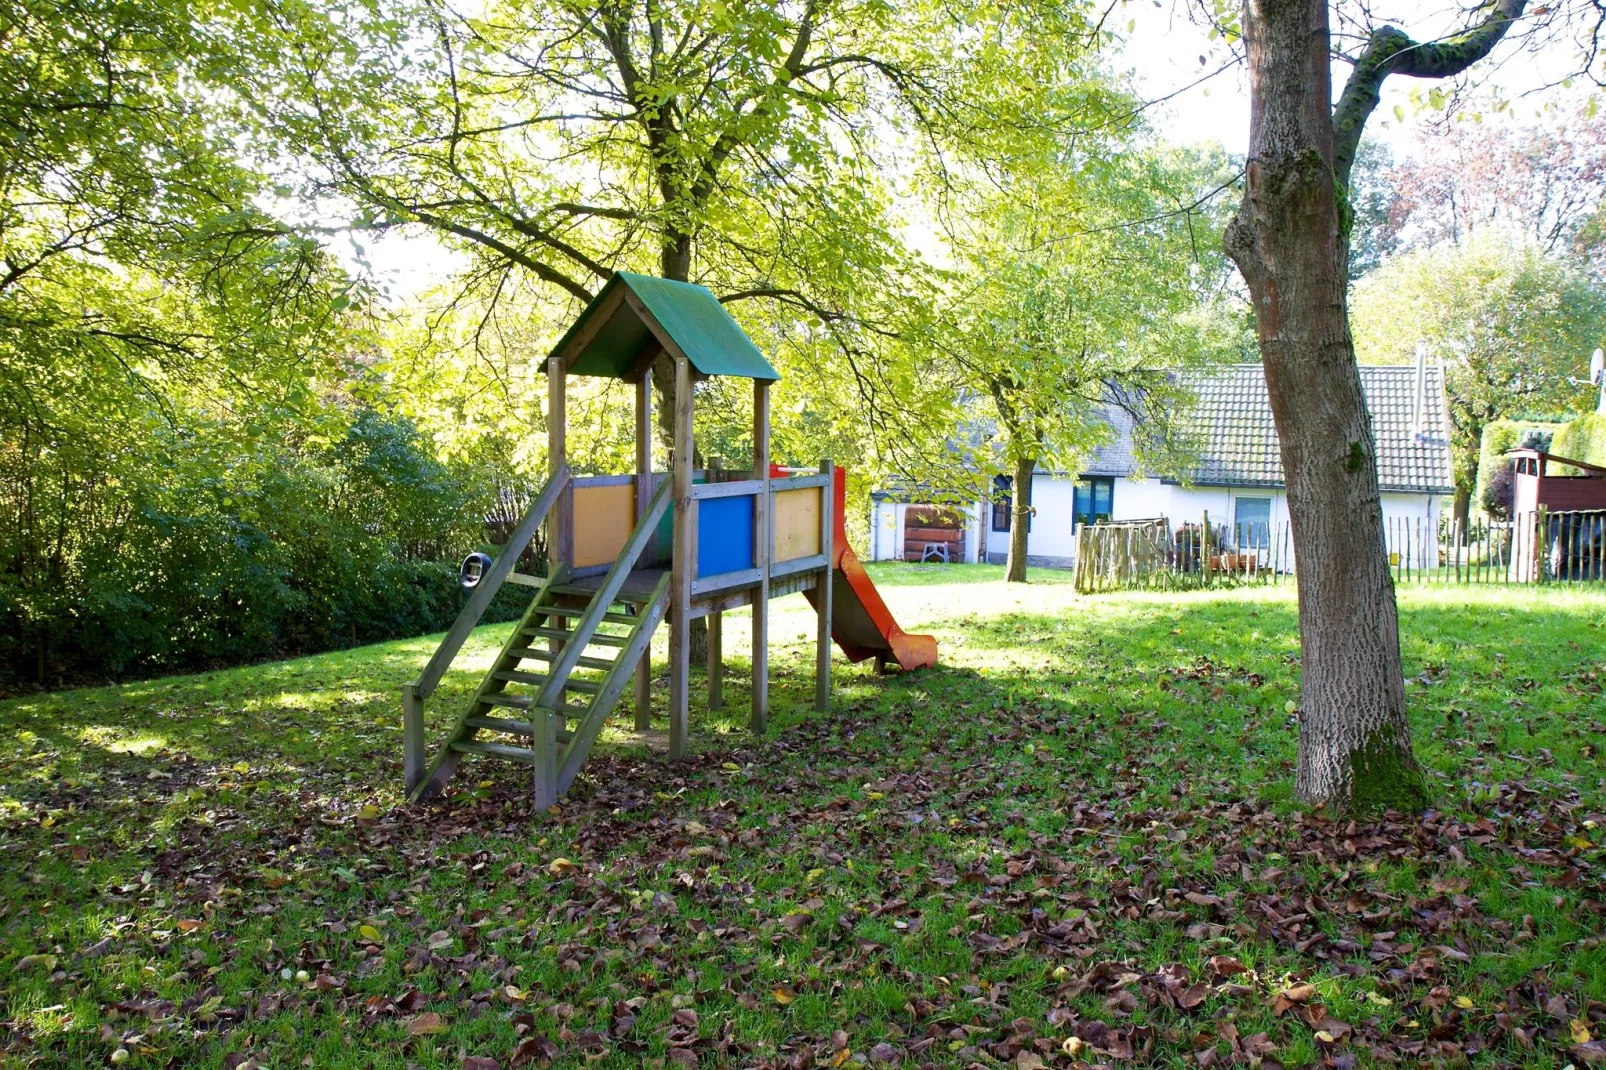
left=0, top=577, right=1602, bottom=1068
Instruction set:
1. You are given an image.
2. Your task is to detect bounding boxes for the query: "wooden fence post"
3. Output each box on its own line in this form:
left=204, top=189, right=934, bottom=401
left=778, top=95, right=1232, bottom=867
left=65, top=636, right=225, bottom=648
left=1537, top=506, right=1549, bottom=584
left=402, top=682, right=424, bottom=797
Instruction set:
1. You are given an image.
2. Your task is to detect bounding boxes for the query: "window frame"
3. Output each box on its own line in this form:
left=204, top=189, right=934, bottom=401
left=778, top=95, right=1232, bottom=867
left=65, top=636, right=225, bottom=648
left=1233, top=495, right=1273, bottom=550
left=1071, top=476, right=1115, bottom=531
left=991, top=474, right=1032, bottom=532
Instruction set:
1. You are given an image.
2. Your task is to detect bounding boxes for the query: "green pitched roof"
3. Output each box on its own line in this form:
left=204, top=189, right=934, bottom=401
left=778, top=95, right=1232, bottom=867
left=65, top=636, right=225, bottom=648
left=551, top=271, right=779, bottom=381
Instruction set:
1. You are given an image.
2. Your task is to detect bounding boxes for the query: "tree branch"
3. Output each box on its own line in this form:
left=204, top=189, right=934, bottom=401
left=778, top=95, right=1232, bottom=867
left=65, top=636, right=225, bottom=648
left=1332, top=0, right=1526, bottom=187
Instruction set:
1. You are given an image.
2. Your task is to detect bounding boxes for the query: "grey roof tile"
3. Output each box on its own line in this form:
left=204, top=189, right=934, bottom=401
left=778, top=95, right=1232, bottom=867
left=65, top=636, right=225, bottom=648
left=1172, top=364, right=1454, bottom=493
left=948, top=364, right=1454, bottom=495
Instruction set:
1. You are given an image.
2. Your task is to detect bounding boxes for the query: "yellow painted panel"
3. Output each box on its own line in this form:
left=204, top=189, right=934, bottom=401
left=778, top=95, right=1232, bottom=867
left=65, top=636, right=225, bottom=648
left=573, top=484, right=635, bottom=568
left=773, top=487, right=822, bottom=561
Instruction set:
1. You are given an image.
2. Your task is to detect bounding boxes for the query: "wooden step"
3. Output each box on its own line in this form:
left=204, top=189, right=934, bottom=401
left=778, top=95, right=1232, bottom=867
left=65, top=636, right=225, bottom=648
left=546, top=583, right=622, bottom=599
left=467, top=715, right=575, bottom=745
left=449, top=739, right=536, bottom=764
left=521, top=629, right=630, bottom=648
left=529, top=606, right=641, bottom=626
left=492, top=670, right=602, bottom=694
left=511, top=647, right=616, bottom=672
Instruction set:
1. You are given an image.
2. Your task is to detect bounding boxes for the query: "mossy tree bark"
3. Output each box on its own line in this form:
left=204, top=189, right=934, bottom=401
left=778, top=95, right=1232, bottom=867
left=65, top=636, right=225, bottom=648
left=1005, top=455, right=1034, bottom=583
left=1224, top=0, right=1523, bottom=813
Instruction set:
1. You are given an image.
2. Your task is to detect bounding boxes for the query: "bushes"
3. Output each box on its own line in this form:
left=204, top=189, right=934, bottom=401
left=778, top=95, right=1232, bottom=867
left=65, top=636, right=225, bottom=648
left=1473, top=420, right=1564, bottom=514
left=1550, top=411, right=1606, bottom=471
left=1480, top=463, right=1516, bottom=520
left=0, top=406, right=524, bottom=690
left=1470, top=412, right=1606, bottom=514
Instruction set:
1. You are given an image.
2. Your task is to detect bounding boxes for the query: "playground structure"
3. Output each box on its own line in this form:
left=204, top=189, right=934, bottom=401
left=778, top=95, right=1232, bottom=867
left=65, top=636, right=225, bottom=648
left=402, top=272, right=936, bottom=806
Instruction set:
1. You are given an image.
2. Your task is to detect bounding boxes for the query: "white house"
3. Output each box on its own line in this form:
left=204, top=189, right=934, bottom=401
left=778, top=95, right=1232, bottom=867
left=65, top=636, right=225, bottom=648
left=869, top=363, right=1455, bottom=570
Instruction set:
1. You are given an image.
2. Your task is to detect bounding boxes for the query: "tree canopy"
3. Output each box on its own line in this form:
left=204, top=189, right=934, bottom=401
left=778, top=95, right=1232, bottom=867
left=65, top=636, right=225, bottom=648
left=1351, top=229, right=1606, bottom=517
left=226, top=0, right=1142, bottom=458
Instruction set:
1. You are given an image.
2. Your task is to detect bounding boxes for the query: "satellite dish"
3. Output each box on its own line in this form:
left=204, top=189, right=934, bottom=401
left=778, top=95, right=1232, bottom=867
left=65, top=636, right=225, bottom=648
left=1592, top=348, right=1604, bottom=385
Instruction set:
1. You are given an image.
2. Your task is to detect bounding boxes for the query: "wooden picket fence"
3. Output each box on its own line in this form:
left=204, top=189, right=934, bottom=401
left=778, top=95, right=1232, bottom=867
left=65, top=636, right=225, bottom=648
left=1075, top=509, right=1606, bottom=593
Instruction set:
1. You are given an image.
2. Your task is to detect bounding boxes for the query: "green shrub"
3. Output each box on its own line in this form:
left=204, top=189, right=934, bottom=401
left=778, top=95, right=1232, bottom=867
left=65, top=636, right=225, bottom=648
left=1473, top=419, right=1565, bottom=514
left=0, top=407, right=527, bottom=690
left=1549, top=411, right=1606, bottom=472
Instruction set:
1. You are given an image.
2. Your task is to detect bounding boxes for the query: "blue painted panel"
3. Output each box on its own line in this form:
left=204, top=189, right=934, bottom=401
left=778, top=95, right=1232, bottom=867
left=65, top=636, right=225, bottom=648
left=696, top=495, right=756, bottom=578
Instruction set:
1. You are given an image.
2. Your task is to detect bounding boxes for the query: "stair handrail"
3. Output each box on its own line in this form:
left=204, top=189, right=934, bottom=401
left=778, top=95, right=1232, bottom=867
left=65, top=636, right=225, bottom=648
left=531, top=475, right=671, bottom=713
left=557, top=573, right=671, bottom=793
left=413, top=462, right=570, bottom=700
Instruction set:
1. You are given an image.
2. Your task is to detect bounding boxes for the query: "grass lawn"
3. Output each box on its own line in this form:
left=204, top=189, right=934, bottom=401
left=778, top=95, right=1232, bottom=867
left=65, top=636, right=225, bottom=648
left=2, top=566, right=1604, bottom=1069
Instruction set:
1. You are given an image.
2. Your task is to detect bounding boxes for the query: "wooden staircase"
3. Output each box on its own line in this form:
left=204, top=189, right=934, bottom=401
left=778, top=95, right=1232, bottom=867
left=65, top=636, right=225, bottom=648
left=407, top=475, right=671, bottom=806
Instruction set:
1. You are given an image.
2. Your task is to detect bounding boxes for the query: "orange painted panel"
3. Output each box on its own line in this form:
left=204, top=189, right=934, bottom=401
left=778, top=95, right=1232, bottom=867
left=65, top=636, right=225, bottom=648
left=773, top=487, right=822, bottom=561
left=573, top=484, right=635, bottom=568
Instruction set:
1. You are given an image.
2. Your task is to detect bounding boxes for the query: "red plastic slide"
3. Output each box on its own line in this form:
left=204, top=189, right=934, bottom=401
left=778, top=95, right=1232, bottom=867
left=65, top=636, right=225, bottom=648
left=775, top=466, right=938, bottom=672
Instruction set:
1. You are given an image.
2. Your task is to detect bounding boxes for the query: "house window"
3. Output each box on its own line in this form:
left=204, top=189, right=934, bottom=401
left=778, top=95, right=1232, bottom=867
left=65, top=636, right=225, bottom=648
left=991, top=475, right=1031, bottom=532
left=1072, top=477, right=1114, bottom=529
left=1234, top=496, right=1272, bottom=549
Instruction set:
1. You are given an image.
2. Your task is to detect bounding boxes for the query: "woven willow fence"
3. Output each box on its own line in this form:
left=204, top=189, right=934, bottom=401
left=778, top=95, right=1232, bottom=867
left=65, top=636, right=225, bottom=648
left=1074, top=509, right=1606, bottom=594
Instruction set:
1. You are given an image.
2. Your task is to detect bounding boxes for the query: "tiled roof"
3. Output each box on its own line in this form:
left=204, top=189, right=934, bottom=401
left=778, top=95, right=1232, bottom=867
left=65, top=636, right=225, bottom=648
left=1083, top=404, right=1137, bottom=478
left=1053, top=364, right=1453, bottom=494
left=1174, top=364, right=1454, bottom=493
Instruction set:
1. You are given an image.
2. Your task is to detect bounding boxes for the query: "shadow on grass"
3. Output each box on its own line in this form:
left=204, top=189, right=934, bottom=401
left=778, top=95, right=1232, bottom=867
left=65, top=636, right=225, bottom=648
left=2, top=584, right=1604, bottom=1067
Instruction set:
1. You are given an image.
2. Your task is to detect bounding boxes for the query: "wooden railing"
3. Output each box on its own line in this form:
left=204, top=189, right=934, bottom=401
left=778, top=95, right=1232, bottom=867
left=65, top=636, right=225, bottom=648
left=402, top=463, right=569, bottom=793
left=684, top=470, right=833, bottom=597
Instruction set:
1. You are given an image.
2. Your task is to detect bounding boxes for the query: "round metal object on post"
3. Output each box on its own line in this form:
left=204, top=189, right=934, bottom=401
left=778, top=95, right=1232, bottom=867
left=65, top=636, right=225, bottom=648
left=458, top=552, right=493, bottom=589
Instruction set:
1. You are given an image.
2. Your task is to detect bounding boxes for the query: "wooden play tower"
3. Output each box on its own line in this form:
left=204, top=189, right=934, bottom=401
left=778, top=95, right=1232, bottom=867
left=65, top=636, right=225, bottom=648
left=401, top=271, right=934, bottom=807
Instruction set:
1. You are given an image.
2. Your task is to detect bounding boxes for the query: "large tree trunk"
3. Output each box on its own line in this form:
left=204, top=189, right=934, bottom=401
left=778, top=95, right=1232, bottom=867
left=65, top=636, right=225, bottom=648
left=1452, top=485, right=1472, bottom=535
left=1451, top=421, right=1481, bottom=535
left=1004, top=456, right=1032, bottom=583
left=1224, top=0, right=1427, bottom=813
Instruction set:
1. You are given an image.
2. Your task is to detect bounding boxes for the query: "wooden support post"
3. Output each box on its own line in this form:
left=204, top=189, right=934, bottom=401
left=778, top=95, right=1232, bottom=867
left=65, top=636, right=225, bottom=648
left=634, top=642, right=652, bottom=730
left=543, top=358, right=570, bottom=796
left=669, top=356, right=694, bottom=759
left=402, top=682, right=424, bottom=796
left=707, top=611, right=723, bottom=710
left=634, top=368, right=653, bottom=730
left=751, top=379, right=771, bottom=735
left=814, top=459, right=833, bottom=713
left=531, top=706, right=558, bottom=811
left=548, top=357, right=570, bottom=568
left=705, top=452, right=725, bottom=709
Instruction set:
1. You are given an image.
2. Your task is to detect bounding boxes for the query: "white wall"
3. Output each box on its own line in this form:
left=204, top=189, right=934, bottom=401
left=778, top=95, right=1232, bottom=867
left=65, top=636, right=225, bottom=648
left=1167, top=487, right=1292, bottom=542
left=869, top=500, right=899, bottom=561
left=869, top=499, right=986, bottom=563
left=921, top=476, right=1443, bottom=572
left=1381, top=492, right=1442, bottom=569
left=1113, top=477, right=1172, bottom=523
left=986, top=473, right=1172, bottom=565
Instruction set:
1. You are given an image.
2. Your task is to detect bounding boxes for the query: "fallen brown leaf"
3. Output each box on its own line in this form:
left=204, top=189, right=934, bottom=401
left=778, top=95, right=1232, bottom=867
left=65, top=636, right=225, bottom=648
left=406, top=1012, right=448, bottom=1036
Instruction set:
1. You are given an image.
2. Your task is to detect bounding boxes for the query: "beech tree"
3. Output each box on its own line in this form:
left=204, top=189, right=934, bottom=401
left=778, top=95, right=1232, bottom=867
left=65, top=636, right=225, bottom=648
left=1382, top=111, right=1606, bottom=267
left=943, top=148, right=1242, bottom=582
left=1351, top=230, right=1606, bottom=525
left=235, top=0, right=1123, bottom=449
left=1221, top=0, right=1530, bottom=812
left=236, top=0, right=1129, bottom=658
